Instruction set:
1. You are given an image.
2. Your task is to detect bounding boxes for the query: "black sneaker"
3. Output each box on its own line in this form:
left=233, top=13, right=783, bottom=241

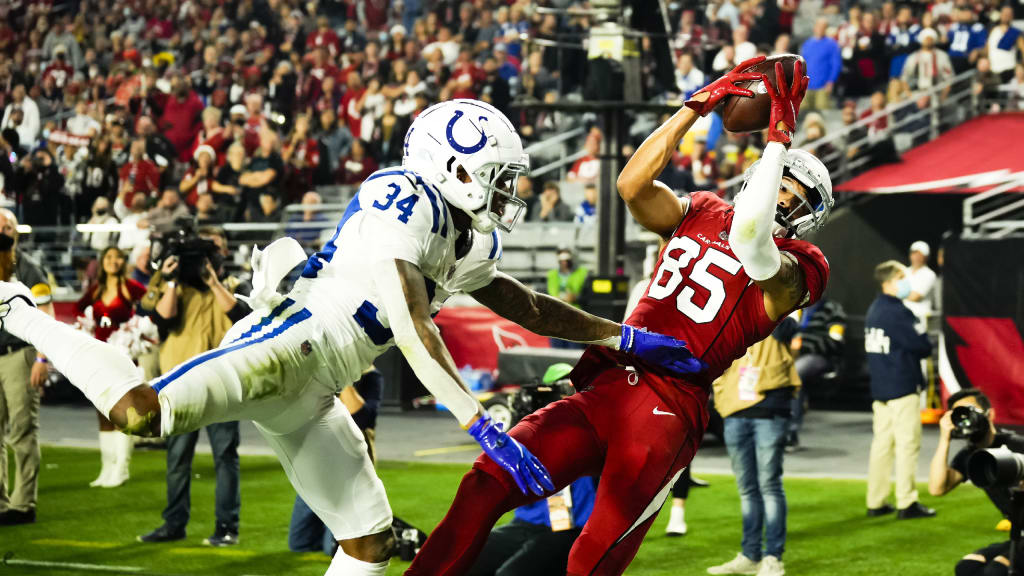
left=0, top=508, right=36, bottom=525
left=203, top=523, right=238, bottom=547
left=897, top=502, right=937, bottom=520
left=866, top=504, right=895, bottom=517
left=137, top=524, right=186, bottom=543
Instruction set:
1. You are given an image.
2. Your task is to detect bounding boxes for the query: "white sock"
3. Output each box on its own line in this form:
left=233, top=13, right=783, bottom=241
left=4, top=301, right=144, bottom=416
left=325, top=549, right=388, bottom=576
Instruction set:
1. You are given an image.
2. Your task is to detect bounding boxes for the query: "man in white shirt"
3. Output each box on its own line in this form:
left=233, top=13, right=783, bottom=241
left=903, top=240, right=937, bottom=331
left=1, top=84, right=41, bottom=149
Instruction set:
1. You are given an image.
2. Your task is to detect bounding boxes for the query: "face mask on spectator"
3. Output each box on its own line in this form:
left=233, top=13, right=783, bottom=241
left=0, top=233, right=14, bottom=251
left=896, top=278, right=912, bottom=299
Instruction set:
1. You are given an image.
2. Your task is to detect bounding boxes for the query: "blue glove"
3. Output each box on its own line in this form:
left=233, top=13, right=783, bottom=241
left=620, top=324, right=707, bottom=375
left=468, top=413, right=555, bottom=496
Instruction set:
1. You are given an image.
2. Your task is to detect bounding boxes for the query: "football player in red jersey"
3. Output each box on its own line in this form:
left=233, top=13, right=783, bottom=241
left=406, top=57, right=833, bottom=576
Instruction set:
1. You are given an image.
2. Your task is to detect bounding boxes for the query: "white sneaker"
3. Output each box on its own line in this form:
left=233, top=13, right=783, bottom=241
left=666, top=506, right=688, bottom=536
left=757, top=556, right=784, bottom=576
left=708, top=553, right=760, bottom=575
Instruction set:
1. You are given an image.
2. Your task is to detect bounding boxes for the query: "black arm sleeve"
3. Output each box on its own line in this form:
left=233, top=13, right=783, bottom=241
left=772, top=317, right=799, bottom=345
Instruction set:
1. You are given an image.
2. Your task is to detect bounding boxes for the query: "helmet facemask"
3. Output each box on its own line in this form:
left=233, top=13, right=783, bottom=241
left=467, top=157, right=529, bottom=234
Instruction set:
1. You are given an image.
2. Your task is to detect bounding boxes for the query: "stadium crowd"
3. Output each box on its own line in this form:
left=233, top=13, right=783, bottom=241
left=0, top=0, right=1021, bottom=240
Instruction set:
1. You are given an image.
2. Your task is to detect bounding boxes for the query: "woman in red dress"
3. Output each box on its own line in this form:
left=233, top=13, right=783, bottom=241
left=77, top=246, right=147, bottom=488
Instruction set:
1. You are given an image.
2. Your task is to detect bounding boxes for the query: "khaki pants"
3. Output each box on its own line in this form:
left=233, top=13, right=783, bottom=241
left=0, top=346, right=40, bottom=512
left=803, top=88, right=833, bottom=111
left=867, top=393, right=921, bottom=509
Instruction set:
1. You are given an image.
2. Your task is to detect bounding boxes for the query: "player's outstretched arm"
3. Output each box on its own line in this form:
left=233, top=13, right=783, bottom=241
left=471, top=272, right=706, bottom=374
left=375, top=260, right=554, bottom=496
left=618, top=56, right=766, bottom=239
left=731, top=61, right=810, bottom=320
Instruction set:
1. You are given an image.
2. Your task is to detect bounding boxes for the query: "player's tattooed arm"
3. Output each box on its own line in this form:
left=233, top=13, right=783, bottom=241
left=617, top=107, right=697, bottom=239
left=471, top=272, right=621, bottom=344
left=757, top=252, right=807, bottom=321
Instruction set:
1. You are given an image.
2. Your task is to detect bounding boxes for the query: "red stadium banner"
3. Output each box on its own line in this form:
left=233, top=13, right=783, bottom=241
left=433, top=306, right=550, bottom=372
left=836, top=114, right=1024, bottom=194
left=938, top=236, right=1024, bottom=427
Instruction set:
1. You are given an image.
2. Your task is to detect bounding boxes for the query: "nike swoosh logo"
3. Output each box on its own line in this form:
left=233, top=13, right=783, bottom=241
left=652, top=406, right=676, bottom=417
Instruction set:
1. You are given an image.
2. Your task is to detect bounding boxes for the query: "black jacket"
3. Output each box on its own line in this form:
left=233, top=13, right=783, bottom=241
left=864, top=294, right=932, bottom=402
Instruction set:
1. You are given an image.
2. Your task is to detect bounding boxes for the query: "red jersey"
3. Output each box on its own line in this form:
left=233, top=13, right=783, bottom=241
left=571, top=192, right=829, bottom=419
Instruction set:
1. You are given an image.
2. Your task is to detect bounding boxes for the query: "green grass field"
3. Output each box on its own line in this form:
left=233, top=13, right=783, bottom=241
left=0, top=446, right=1007, bottom=575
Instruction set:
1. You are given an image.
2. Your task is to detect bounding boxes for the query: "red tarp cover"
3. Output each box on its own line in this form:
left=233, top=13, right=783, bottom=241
left=835, top=113, right=1024, bottom=194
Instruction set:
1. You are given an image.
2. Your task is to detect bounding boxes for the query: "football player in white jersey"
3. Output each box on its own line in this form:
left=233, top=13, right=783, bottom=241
left=0, top=99, right=704, bottom=576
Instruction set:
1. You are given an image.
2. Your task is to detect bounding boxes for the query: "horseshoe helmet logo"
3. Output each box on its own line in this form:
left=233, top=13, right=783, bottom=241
left=446, top=110, right=489, bottom=154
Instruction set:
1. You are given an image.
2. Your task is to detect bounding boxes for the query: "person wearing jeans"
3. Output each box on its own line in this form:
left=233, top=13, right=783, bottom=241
left=708, top=319, right=799, bottom=576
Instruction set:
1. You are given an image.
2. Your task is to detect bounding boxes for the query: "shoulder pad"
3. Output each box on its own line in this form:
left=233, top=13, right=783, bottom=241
left=358, top=168, right=451, bottom=238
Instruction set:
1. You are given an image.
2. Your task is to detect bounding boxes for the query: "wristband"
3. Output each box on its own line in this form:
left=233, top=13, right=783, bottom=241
left=35, top=357, right=48, bottom=364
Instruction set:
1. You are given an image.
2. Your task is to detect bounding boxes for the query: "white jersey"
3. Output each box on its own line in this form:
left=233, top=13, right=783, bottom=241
left=293, top=167, right=502, bottom=388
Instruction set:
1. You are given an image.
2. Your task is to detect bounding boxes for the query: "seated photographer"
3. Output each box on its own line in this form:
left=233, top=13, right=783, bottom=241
left=467, top=475, right=596, bottom=576
left=929, top=389, right=1024, bottom=522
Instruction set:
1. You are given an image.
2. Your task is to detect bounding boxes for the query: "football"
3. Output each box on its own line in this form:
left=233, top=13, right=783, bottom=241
left=721, top=54, right=805, bottom=133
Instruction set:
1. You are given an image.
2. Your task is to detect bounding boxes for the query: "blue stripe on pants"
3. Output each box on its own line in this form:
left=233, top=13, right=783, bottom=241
left=151, top=308, right=313, bottom=393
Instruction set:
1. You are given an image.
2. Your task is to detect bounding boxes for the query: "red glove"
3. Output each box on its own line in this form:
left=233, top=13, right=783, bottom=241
left=684, top=56, right=767, bottom=117
left=762, top=60, right=809, bottom=145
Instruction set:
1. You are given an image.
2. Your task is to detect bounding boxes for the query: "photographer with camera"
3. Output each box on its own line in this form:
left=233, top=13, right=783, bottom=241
left=933, top=390, right=1024, bottom=575
left=136, top=224, right=251, bottom=546
left=930, top=389, right=1024, bottom=518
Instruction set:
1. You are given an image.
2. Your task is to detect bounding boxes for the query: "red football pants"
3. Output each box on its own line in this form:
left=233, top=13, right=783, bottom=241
left=405, top=367, right=702, bottom=576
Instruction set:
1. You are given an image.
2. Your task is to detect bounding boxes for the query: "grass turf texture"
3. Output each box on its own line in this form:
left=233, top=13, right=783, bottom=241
left=1, top=446, right=1004, bottom=576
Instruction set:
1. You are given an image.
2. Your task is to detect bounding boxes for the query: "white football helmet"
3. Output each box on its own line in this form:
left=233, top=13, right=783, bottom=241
left=403, top=99, right=529, bottom=234
left=741, top=147, right=834, bottom=238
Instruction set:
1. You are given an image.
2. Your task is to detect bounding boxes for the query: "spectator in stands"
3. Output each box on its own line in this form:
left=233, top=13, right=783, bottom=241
left=515, top=175, right=538, bottom=222
left=252, top=192, right=283, bottom=224
left=801, top=18, right=842, bottom=110
left=195, top=193, right=231, bottom=225
left=903, top=241, right=937, bottom=331
left=339, top=139, right=378, bottom=185
left=946, top=5, right=988, bottom=74
left=79, top=137, right=118, bottom=218
left=713, top=26, right=756, bottom=73
left=0, top=208, right=53, bottom=526
left=240, top=127, right=283, bottom=222
left=118, top=138, right=161, bottom=206
left=83, top=196, right=118, bottom=253
left=1010, top=64, right=1024, bottom=109
left=575, top=184, right=598, bottom=225
left=76, top=246, right=146, bottom=489
left=547, top=248, right=589, bottom=349
left=180, top=145, right=217, bottom=208
left=314, top=107, right=353, bottom=186
left=531, top=182, right=574, bottom=223
left=2, top=84, right=40, bottom=149
left=286, top=191, right=326, bottom=248
left=193, top=107, right=229, bottom=164
left=134, top=115, right=174, bottom=179
left=281, top=114, right=320, bottom=205
left=213, top=143, right=246, bottom=222
left=67, top=100, right=101, bottom=138
left=887, top=5, right=921, bottom=79
left=567, top=129, right=600, bottom=184
left=902, top=29, right=954, bottom=94
left=707, top=317, right=800, bottom=576
left=141, top=189, right=190, bottom=233
left=786, top=298, right=847, bottom=451
left=865, top=260, right=935, bottom=520
left=974, top=57, right=1003, bottom=104
left=848, top=11, right=888, bottom=97
left=861, top=91, right=891, bottom=136
left=137, top=227, right=249, bottom=546
left=13, top=148, right=63, bottom=226
left=675, top=51, right=706, bottom=99
left=988, top=6, right=1024, bottom=83
left=800, top=113, right=836, bottom=168
left=678, top=134, right=718, bottom=190
left=772, top=35, right=792, bottom=57
left=114, top=192, right=150, bottom=254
